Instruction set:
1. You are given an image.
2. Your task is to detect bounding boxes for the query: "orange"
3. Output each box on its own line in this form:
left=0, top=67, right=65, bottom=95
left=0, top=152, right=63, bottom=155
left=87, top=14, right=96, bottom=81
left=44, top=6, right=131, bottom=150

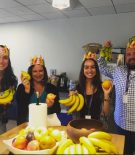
left=102, top=80, right=111, bottom=89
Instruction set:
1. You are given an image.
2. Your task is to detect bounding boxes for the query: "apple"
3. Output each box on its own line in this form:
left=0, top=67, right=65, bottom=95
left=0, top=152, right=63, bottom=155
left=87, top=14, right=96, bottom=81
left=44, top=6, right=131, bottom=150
left=34, top=127, right=48, bottom=141
left=12, top=136, right=28, bottom=150
left=39, top=135, right=56, bottom=149
left=49, top=129, right=62, bottom=141
left=26, top=140, right=39, bottom=151
left=47, top=93, right=56, bottom=100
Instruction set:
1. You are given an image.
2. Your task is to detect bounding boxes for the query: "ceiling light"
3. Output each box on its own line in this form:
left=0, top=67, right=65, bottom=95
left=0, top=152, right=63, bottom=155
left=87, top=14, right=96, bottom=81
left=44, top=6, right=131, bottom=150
left=52, top=0, right=70, bottom=10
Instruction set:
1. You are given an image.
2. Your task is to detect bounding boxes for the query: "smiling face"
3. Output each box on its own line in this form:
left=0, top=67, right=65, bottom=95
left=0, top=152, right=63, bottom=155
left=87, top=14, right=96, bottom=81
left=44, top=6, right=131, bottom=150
left=83, top=59, right=96, bottom=79
left=0, top=46, right=9, bottom=71
left=32, top=65, right=45, bottom=82
left=126, top=48, right=135, bottom=70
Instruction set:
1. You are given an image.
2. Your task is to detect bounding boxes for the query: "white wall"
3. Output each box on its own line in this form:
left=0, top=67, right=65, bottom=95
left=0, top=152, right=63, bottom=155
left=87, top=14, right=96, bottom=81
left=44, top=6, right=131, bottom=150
left=0, top=12, right=135, bottom=83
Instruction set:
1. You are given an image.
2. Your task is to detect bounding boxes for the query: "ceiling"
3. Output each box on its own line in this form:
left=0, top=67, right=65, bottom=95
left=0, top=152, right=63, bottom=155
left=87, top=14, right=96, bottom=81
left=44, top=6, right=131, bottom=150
left=0, top=0, right=135, bottom=24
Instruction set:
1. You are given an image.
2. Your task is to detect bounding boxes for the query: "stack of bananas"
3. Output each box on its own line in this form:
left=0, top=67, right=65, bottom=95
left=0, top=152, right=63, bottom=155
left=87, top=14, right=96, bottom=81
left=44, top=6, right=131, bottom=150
left=56, top=131, right=118, bottom=154
left=59, top=93, right=84, bottom=114
left=100, top=41, right=112, bottom=62
left=0, top=89, right=15, bottom=104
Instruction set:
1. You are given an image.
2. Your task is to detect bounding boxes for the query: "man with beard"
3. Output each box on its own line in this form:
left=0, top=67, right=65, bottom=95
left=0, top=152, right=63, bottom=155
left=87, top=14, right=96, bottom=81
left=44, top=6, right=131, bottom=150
left=97, top=37, right=135, bottom=155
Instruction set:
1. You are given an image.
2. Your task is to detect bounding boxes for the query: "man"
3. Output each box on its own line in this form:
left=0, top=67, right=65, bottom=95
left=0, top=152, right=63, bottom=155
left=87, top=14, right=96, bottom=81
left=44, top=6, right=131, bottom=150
left=97, top=37, right=135, bottom=155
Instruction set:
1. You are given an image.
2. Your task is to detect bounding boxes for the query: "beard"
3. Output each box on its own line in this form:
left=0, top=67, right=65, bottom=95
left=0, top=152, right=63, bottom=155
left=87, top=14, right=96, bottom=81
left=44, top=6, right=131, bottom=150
left=126, top=58, right=135, bottom=70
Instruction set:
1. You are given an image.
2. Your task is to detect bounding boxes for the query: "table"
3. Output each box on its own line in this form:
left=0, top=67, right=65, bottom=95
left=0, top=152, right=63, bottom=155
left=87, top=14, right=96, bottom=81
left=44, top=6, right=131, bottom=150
left=0, top=123, right=125, bottom=154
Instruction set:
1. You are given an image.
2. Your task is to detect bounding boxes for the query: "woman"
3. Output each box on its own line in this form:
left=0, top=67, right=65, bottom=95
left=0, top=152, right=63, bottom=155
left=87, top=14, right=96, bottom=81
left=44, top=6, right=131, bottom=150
left=0, top=45, right=17, bottom=134
left=16, top=56, right=61, bottom=125
left=72, top=53, right=112, bottom=120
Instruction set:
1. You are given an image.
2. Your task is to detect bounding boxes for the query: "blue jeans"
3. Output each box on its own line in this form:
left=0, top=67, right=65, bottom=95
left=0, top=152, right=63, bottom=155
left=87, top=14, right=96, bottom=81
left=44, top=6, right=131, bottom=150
left=115, top=123, right=135, bottom=155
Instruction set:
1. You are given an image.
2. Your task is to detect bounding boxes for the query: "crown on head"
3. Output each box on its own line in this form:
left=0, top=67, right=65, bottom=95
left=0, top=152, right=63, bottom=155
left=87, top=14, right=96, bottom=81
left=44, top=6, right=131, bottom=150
left=31, top=56, right=44, bottom=66
left=127, top=36, right=135, bottom=48
left=0, top=45, right=9, bottom=56
left=83, top=51, right=96, bottom=61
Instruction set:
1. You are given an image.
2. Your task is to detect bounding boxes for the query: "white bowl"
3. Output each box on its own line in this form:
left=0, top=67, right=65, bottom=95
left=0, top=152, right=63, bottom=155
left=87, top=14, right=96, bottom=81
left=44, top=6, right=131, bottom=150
left=3, top=137, right=58, bottom=154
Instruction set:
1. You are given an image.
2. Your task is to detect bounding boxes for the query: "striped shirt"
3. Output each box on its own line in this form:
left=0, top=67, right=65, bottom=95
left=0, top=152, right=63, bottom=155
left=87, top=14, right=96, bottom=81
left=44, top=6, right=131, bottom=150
left=98, top=57, right=135, bottom=131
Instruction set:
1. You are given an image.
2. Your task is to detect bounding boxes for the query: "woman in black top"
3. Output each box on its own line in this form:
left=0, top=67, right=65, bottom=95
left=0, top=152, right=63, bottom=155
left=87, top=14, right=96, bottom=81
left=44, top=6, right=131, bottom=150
left=16, top=56, right=61, bottom=125
left=0, top=45, right=17, bottom=134
left=73, top=54, right=112, bottom=120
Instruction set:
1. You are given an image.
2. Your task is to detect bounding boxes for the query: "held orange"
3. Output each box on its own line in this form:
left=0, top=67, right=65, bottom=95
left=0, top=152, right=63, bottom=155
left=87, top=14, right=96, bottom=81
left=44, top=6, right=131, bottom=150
left=102, top=80, right=111, bottom=90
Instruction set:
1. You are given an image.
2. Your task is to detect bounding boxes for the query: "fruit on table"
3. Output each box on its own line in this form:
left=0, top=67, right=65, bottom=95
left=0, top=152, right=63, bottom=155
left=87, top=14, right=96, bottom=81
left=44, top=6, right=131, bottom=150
left=12, top=136, right=28, bottom=150
left=26, top=131, right=35, bottom=142
left=49, top=129, right=62, bottom=141
left=56, top=130, right=118, bottom=154
left=26, top=140, right=40, bottom=151
left=88, top=131, right=112, bottom=141
left=102, top=80, right=111, bottom=90
left=21, top=71, right=31, bottom=80
left=39, top=135, right=56, bottom=150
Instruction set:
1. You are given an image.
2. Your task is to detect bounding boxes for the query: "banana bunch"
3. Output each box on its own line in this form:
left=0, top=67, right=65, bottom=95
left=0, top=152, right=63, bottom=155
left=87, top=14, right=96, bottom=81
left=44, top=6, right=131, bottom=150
left=127, top=36, right=135, bottom=48
left=59, top=93, right=84, bottom=114
left=0, top=89, right=15, bottom=105
left=56, top=138, right=96, bottom=154
left=56, top=131, right=118, bottom=154
left=88, top=131, right=118, bottom=154
left=100, top=41, right=112, bottom=62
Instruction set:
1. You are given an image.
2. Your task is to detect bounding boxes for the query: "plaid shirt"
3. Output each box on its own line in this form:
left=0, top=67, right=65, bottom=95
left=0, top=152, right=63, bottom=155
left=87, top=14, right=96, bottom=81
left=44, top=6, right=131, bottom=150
left=98, top=57, right=135, bottom=131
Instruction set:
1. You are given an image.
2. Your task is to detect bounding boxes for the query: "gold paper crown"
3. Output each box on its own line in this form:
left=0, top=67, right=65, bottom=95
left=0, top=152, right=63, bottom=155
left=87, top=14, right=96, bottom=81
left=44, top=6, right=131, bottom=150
left=31, top=56, right=44, bottom=66
left=0, top=45, right=9, bottom=56
left=127, top=36, right=135, bottom=48
left=83, top=51, right=96, bottom=61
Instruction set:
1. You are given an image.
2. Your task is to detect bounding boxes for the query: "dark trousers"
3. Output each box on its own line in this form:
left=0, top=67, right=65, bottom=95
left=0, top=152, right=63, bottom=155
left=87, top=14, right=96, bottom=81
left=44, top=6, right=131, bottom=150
left=115, top=123, right=135, bottom=155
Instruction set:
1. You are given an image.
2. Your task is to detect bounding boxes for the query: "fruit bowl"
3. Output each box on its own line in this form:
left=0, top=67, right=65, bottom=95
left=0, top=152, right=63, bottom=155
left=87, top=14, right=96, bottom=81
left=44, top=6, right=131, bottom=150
left=3, top=137, right=58, bottom=154
left=66, top=119, right=104, bottom=143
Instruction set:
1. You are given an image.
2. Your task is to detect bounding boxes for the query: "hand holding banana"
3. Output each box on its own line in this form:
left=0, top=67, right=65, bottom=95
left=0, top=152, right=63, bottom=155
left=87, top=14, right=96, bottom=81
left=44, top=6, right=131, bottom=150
left=59, top=93, right=84, bottom=114
left=0, top=88, right=15, bottom=105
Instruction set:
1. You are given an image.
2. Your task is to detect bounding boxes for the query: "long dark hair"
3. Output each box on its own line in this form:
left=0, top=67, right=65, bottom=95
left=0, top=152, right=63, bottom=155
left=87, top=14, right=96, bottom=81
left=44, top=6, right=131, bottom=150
left=0, top=45, right=17, bottom=91
left=28, top=65, right=48, bottom=87
left=79, top=58, right=102, bottom=92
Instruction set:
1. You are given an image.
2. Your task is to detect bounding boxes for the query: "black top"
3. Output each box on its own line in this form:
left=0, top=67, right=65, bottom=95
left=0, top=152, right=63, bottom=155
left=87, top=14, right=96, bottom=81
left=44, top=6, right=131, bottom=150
left=16, top=83, right=61, bottom=125
left=76, top=85, right=103, bottom=120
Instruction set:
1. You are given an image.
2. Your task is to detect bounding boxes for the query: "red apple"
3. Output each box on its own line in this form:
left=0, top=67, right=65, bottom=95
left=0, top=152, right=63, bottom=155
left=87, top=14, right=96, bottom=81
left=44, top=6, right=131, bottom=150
left=12, top=136, right=28, bottom=150
left=26, top=140, right=39, bottom=151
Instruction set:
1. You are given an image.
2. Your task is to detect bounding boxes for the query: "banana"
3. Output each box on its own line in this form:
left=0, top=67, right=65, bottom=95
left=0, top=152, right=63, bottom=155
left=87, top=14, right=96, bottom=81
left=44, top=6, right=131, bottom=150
left=102, top=139, right=118, bottom=154
left=0, top=89, right=10, bottom=99
left=88, top=131, right=112, bottom=141
left=79, top=136, right=96, bottom=154
left=81, top=144, right=89, bottom=154
left=63, top=146, right=70, bottom=154
left=67, top=95, right=80, bottom=114
left=0, top=90, right=14, bottom=105
left=75, top=144, right=83, bottom=154
left=59, top=95, right=73, bottom=105
left=21, top=71, right=31, bottom=80
left=76, top=93, right=84, bottom=111
left=65, top=95, right=76, bottom=106
left=69, top=144, right=76, bottom=154
left=89, top=137, right=112, bottom=153
left=56, top=139, right=73, bottom=154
